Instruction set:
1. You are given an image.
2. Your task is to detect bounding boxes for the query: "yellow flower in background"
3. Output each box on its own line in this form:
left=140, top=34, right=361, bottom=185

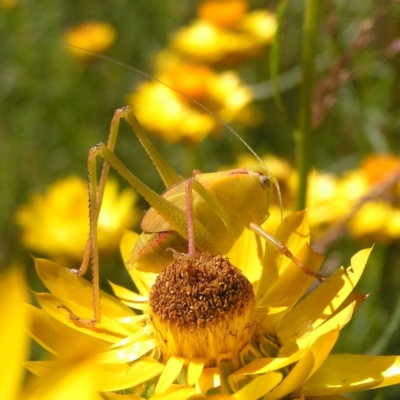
left=26, top=211, right=400, bottom=398
left=15, top=175, right=140, bottom=263
left=64, top=21, right=116, bottom=60
left=345, top=154, right=400, bottom=241
left=128, top=54, right=253, bottom=143
left=171, top=0, right=276, bottom=64
left=232, top=153, right=400, bottom=242
left=0, top=0, right=17, bottom=9
left=199, top=0, right=248, bottom=29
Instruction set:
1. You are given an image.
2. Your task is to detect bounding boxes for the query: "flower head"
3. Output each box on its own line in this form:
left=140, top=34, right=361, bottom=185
left=128, top=54, right=253, bottom=143
left=15, top=175, right=140, bottom=264
left=150, top=252, right=255, bottom=361
left=26, top=211, right=400, bottom=398
left=63, top=21, right=116, bottom=61
left=171, top=1, right=277, bottom=65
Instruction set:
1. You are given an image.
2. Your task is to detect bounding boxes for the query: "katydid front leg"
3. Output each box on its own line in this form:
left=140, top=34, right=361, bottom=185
left=248, top=223, right=326, bottom=282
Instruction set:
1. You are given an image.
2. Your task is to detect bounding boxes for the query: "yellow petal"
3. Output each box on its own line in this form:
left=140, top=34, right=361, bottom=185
left=232, top=349, right=306, bottom=375
left=23, top=355, right=101, bottom=400
left=109, top=281, right=149, bottom=311
left=35, top=258, right=135, bottom=320
left=151, top=386, right=197, bottom=399
left=187, top=395, right=233, bottom=400
left=154, top=356, right=185, bottom=395
left=120, top=230, right=158, bottom=296
left=265, top=329, right=339, bottom=400
left=128, top=268, right=158, bottom=298
left=0, top=267, right=29, bottom=400
left=116, top=314, right=149, bottom=325
left=232, top=371, right=282, bottom=400
left=256, top=243, right=323, bottom=333
left=26, top=304, right=109, bottom=356
left=227, top=227, right=264, bottom=291
left=276, top=248, right=371, bottom=342
left=97, top=326, right=156, bottom=364
left=279, top=302, right=353, bottom=357
left=302, top=354, right=400, bottom=395
left=102, top=393, right=145, bottom=400
left=34, top=292, right=133, bottom=343
left=257, top=210, right=323, bottom=305
left=99, top=357, right=165, bottom=392
left=187, top=359, right=206, bottom=387
left=24, top=360, right=55, bottom=377
left=196, top=367, right=221, bottom=394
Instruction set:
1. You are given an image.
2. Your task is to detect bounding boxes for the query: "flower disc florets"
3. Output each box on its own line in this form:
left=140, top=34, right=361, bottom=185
left=149, top=252, right=255, bottom=361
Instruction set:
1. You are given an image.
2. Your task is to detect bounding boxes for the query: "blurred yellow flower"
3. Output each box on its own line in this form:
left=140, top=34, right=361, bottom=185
left=63, top=21, right=116, bottom=60
left=26, top=211, right=400, bottom=398
left=233, top=153, right=400, bottom=242
left=0, top=0, right=17, bottom=9
left=15, top=175, right=140, bottom=263
left=128, top=55, right=253, bottom=143
left=171, top=1, right=276, bottom=64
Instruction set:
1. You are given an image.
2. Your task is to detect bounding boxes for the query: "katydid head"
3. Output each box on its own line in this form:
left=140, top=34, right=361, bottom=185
left=246, top=164, right=283, bottom=223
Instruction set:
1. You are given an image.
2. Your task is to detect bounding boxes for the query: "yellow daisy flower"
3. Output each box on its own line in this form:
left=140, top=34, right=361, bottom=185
left=15, top=175, right=140, bottom=264
left=26, top=211, right=400, bottom=398
left=171, top=1, right=276, bottom=64
left=128, top=56, right=252, bottom=143
left=63, top=21, right=117, bottom=61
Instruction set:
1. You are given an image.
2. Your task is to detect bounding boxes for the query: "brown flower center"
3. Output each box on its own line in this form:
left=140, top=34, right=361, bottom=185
left=149, top=252, right=255, bottom=361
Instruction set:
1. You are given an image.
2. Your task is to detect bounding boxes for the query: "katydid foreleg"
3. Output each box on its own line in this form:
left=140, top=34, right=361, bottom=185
left=248, top=223, right=326, bottom=282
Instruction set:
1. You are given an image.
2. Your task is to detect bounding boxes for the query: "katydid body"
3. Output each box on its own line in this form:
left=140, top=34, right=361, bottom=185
left=130, top=166, right=272, bottom=273
left=66, top=106, right=323, bottom=326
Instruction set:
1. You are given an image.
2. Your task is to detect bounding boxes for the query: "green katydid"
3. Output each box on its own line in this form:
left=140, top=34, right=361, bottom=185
left=49, top=42, right=325, bottom=326
left=59, top=103, right=325, bottom=327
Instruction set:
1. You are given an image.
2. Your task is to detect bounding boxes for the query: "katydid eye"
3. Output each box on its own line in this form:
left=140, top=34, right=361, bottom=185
left=259, top=174, right=271, bottom=190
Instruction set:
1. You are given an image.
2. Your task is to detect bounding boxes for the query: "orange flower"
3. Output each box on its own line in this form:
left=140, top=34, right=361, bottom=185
left=199, top=0, right=248, bottom=29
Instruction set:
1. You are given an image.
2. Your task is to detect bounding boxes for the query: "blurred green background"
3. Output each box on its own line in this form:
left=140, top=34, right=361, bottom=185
left=1, top=1, right=400, bottom=399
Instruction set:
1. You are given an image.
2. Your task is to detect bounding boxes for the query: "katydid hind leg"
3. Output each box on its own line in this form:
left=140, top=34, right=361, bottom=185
left=85, top=141, right=218, bottom=324
left=78, top=106, right=182, bottom=278
left=70, top=107, right=189, bottom=326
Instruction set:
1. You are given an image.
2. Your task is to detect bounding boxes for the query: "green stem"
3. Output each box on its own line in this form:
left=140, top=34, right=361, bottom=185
left=295, top=0, right=321, bottom=210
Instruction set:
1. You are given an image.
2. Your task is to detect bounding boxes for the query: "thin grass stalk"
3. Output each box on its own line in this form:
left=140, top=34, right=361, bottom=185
left=296, top=0, right=321, bottom=210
